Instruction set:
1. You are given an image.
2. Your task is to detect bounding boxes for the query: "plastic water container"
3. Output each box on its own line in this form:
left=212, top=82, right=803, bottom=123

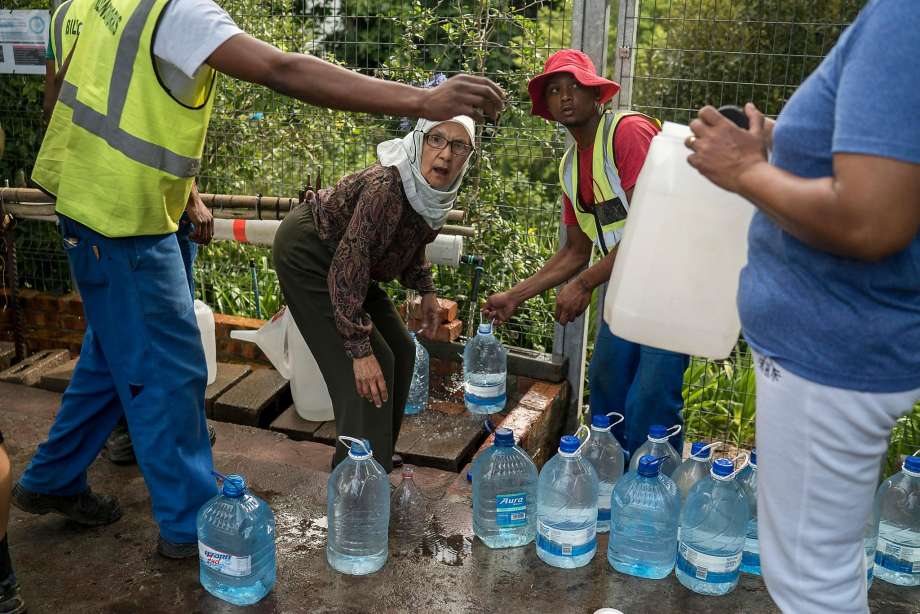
left=404, top=333, right=429, bottom=416
left=326, top=437, right=390, bottom=575
left=536, top=432, right=599, bottom=568
left=194, top=300, right=217, bottom=385
left=463, top=321, right=508, bottom=415
left=873, top=453, right=920, bottom=586
left=231, top=307, right=334, bottom=421
left=608, top=455, right=681, bottom=579
left=472, top=428, right=538, bottom=549
left=603, top=121, right=756, bottom=360
left=672, top=441, right=716, bottom=503
left=737, top=449, right=760, bottom=575
left=629, top=425, right=682, bottom=477
left=676, top=457, right=749, bottom=596
left=581, top=413, right=625, bottom=533
left=197, top=474, right=276, bottom=606
left=390, top=466, right=427, bottom=553
left=865, top=518, right=878, bottom=587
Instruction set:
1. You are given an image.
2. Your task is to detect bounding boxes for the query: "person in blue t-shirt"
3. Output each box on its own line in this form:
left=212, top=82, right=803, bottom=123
left=685, top=1, right=920, bottom=612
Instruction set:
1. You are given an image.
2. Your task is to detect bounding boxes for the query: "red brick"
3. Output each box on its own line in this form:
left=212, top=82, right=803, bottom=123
left=516, top=376, right=537, bottom=394
left=58, top=292, right=84, bottom=316
left=517, top=381, right=565, bottom=414
left=432, top=319, right=462, bottom=343
left=214, top=313, right=266, bottom=340
left=407, top=296, right=458, bottom=324
left=59, top=314, right=86, bottom=332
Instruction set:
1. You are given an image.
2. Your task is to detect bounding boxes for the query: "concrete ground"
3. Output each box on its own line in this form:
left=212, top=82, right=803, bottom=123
left=2, top=382, right=917, bottom=614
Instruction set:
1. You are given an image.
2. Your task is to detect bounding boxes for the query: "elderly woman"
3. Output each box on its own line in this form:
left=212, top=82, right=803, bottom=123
left=273, top=115, right=475, bottom=473
left=685, top=2, right=920, bottom=612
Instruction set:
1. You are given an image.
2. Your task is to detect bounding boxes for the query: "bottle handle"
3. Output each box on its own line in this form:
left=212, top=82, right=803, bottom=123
left=605, top=411, right=625, bottom=429
left=725, top=451, right=750, bottom=480
left=338, top=435, right=370, bottom=456
left=573, top=424, right=591, bottom=454
left=690, top=440, right=722, bottom=459
left=666, top=424, right=682, bottom=440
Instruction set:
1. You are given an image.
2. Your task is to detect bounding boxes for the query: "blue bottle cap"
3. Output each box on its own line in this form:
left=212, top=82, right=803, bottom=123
left=690, top=442, right=711, bottom=459
left=466, top=469, right=472, bottom=483
left=349, top=438, right=373, bottom=458
left=637, top=455, right=663, bottom=477
left=712, top=458, right=734, bottom=477
left=559, top=435, right=580, bottom=454
left=648, top=424, right=667, bottom=439
left=591, top=414, right=611, bottom=429
left=478, top=322, right=493, bottom=335
left=904, top=455, right=920, bottom=473
left=222, top=474, right=246, bottom=497
left=493, top=428, right=515, bottom=447
left=750, top=448, right=757, bottom=467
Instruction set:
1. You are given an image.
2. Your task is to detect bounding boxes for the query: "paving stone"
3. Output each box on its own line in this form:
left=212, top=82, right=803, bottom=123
left=0, top=349, right=69, bottom=386
left=312, top=420, right=337, bottom=445
left=212, top=367, right=290, bottom=427
left=0, top=342, right=14, bottom=370
left=204, top=362, right=252, bottom=417
left=269, top=404, right=325, bottom=441
left=398, top=411, right=486, bottom=472
left=37, top=357, right=79, bottom=393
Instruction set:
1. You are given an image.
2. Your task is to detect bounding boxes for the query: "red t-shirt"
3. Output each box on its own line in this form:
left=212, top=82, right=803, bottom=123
left=562, top=114, right=660, bottom=225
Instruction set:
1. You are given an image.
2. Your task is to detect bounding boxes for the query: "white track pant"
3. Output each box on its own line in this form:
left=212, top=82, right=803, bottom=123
left=753, top=353, right=920, bottom=614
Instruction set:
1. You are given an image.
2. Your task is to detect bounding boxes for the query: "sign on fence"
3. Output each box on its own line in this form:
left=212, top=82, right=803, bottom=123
left=0, top=10, right=50, bottom=75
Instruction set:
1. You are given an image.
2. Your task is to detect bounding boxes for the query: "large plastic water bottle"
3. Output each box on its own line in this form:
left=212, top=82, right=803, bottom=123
left=629, top=425, right=682, bottom=476
left=326, top=437, right=390, bottom=575
left=672, top=441, right=717, bottom=503
left=404, top=333, right=429, bottom=416
left=607, top=455, right=681, bottom=579
left=582, top=413, right=625, bottom=533
left=463, top=321, right=508, bottom=415
left=390, top=466, right=427, bottom=553
left=737, top=449, right=759, bottom=575
left=197, top=474, right=276, bottom=606
left=865, top=518, right=878, bottom=587
left=873, top=453, right=920, bottom=586
left=676, top=457, right=749, bottom=596
left=536, top=431, right=599, bottom=568
left=472, top=427, right=538, bottom=548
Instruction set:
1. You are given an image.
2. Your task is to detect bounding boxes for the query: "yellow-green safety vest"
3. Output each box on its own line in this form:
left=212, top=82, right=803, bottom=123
left=558, top=110, right=661, bottom=255
left=50, top=0, right=86, bottom=70
left=33, top=0, right=218, bottom=237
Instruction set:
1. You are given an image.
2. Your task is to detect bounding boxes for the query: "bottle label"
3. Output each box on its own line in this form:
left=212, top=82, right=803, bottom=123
left=198, top=542, right=253, bottom=577
left=536, top=520, right=596, bottom=558
left=597, top=507, right=611, bottom=523
left=875, top=537, right=920, bottom=574
left=677, top=542, right=741, bottom=584
left=495, top=492, right=528, bottom=528
left=741, top=549, right=760, bottom=569
left=464, top=381, right=506, bottom=406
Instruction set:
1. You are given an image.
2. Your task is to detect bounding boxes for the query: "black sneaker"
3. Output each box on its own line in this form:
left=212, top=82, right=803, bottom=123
left=392, top=454, right=404, bottom=469
left=156, top=536, right=198, bottom=560
left=11, top=483, right=122, bottom=527
left=0, top=581, right=25, bottom=614
left=105, top=421, right=218, bottom=465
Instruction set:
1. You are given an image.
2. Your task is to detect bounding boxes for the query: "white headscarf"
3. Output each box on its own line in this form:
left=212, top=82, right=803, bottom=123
left=376, top=115, right=476, bottom=229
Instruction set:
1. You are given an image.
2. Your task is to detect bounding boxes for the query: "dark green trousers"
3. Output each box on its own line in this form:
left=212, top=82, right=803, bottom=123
left=272, top=204, right=413, bottom=473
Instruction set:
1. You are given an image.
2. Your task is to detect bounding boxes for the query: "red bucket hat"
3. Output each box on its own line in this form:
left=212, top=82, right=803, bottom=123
left=527, top=49, right=620, bottom=121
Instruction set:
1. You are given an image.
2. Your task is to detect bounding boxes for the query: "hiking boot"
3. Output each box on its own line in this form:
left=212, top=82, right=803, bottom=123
left=11, top=483, right=122, bottom=527
left=156, top=536, right=198, bottom=560
left=105, top=421, right=218, bottom=465
left=0, top=581, right=26, bottom=614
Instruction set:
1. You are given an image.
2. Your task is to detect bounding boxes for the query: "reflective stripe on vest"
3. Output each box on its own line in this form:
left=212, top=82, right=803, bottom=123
left=52, top=0, right=72, bottom=69
left=559, top=111, right=660, bottom=254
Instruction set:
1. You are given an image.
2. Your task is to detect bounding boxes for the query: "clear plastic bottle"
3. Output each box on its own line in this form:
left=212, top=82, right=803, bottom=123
left=672, top=441, right=716, bottom=503
left=629, top=425, right=682, bottom=477
left=326, top=437, right=390, bottom=575
left=390, top=466, right=427, bottom=553
left=404, top=333, right=429, bottom=416
left=873, top=453, right=920, bottom=586
left=607, top=455, right=681, bottom=579
left=472, top=427, right=538, bottom=548
left=865, top=517, right=878, bottom=587
left=197, top=474, right=276, bottom=606
left=536, top=432, right=599, bottom=568
left=737, top=448, right=760, bottom=576
left=581, top=413, right=625, bottom=533
left=676, top=457, right=749, bottom=596
left=463, top=321, right=508, bottom=415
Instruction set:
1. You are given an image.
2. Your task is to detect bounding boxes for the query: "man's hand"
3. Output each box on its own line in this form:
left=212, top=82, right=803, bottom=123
left=422, top=74, right=505, bottom=123
left=353, top=354, right=388, bottom=408
left=555, top=277, right=591, bottom=325
left=185, top=185, right=214, bottom=244
left=481, top=291, right=519, bottom=325
left=418, top=293, right=440, bottom=341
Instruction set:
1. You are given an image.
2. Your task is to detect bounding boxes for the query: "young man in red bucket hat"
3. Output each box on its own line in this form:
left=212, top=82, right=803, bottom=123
left=484, top=49, right=690, bottom=463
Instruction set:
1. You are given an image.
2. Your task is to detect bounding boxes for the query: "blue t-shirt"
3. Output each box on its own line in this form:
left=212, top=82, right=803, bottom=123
left=739, top=0, right=920, bottom=393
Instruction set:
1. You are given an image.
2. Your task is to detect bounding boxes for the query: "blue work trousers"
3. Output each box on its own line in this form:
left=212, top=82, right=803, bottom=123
left=176, top=212, right=198, bottom=298
left=19, top=214, right=215, bottom=543
left=588, top=323, right=690, bottom=459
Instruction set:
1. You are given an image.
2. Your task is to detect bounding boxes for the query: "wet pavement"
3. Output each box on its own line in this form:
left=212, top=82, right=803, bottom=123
left=3, top=382, right=918, bottom=613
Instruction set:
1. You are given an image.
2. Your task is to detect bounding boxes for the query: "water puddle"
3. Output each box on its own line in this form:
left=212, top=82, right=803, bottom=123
left=417, top=515, right=472, bottom=567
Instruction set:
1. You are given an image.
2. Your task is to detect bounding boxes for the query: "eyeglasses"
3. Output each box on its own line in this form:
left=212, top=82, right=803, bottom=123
left=423, top=132, right=474, bottom=157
